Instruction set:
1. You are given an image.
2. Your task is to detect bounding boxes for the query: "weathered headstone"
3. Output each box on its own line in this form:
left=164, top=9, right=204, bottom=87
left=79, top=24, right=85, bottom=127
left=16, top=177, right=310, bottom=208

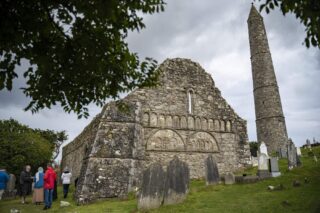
left=287, top=139, right=297, bottom=170
left=224, top=173, right=235, bottom=185
left=269, top=157, right=281, bottom=177
left=163, top=156, right=189, bottom=206
left=138, top=163, right=166, bottom=210
left=314, top=155, right=318, bottom=163
left=204, top=154, right=219, bottom=185
left=278, top=148, right=287, bottom=158
left=296, top=147, right=302, bottom=156
left=259, top=141, right=269, bottom=157
left=257, top=153, right=271, bottom=179
left=4, top=174, right=16, bottom=198
left=296, top=153, right=302, bottom=167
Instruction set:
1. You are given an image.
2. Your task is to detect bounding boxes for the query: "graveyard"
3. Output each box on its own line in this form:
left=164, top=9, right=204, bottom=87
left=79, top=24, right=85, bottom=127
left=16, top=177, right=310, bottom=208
left=0, top=146, right=319, bottom=212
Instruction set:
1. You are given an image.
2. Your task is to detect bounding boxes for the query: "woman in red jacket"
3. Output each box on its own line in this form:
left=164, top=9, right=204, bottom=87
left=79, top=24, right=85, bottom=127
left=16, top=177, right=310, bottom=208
left=43, top=164, right=56, bottom=210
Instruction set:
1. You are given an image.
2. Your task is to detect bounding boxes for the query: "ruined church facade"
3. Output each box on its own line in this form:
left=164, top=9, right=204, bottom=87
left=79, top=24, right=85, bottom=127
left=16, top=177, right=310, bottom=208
left=61, top=58, right=252, bottom=204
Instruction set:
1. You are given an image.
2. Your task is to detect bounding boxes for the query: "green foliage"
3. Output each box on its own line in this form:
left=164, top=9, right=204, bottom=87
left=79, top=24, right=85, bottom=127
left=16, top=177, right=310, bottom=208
left=258, top=0, right=320, bottom=48
left=0, top=0, right=165, bottom=118
left=1, top=147, right=320, bottom=212
left=249, top=141, right=258, bottom=157
left=0, top=119, right=67, bottom=176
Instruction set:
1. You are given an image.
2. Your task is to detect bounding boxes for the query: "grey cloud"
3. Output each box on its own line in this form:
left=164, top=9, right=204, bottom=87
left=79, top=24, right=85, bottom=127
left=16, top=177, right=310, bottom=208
left=0, top=0, right=319, bottom=151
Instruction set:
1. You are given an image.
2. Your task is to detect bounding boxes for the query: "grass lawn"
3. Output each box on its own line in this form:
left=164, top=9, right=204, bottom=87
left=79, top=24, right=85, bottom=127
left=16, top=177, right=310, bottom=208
left=1, top=147, right=319, bottom=213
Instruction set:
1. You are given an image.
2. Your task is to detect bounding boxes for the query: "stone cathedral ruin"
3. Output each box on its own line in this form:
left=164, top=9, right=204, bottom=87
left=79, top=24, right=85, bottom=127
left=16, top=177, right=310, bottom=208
left=61, top=5, right=289, bottom=204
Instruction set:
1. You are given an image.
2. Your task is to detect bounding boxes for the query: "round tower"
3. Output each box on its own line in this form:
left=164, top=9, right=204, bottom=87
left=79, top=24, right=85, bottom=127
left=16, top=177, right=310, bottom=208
left=247, top=5, right=288, bottom=153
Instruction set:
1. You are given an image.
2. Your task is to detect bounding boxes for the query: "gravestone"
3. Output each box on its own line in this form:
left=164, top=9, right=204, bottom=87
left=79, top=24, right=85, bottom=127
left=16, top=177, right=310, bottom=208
left=314, top=155, right=318, bottom=163
left=4, top=174, right=16, bottom=198
left=224, top=173, right=235, bottom=185
left=257, top=153, right=271, bottom=179
left=278, top=148, right=287, bottom=158
left=287, top=139, right=297, bottom=170
left=269, top=158, right=281, bottom=177
left=296, top=147, right=302, bottom=156
left=259, top=141, right=269, bottom=157
left=138, top=163, right=166, bottom=210
left=296, top=154, right=302, bottom=167
left=163, top=156, right=189, bottom=206
left=204, top=154, right=219, bottom=185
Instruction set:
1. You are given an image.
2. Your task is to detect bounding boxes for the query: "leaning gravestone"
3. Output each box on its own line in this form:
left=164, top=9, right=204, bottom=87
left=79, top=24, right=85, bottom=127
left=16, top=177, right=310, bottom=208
left=269, top=157, right=281, bottom=177
left=138, top=163, right=166, bottom=210
left=205, top=154, right=219, bottom=185
left=224, top=173, right=235, bottom=185
left=278, top=148, right=287, bottom=159
left=259, top=141, right=269, bottom=157
left=287, top=139, right=297, bottom=170
left=163, top=156, right=189, bottom=206
left=257, top=153, right=271, bottom=179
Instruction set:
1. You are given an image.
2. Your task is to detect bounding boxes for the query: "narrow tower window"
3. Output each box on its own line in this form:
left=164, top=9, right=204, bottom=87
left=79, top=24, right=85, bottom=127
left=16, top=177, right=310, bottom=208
left=188, top=90, right=193, bottom=114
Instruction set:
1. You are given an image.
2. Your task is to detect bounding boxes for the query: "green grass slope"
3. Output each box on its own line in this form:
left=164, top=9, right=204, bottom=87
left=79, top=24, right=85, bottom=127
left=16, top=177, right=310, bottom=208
left=1, top=147, right=319, bottom=213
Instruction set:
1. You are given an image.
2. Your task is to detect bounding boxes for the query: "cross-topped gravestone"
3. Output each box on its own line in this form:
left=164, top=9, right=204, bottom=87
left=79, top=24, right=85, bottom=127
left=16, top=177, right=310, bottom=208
left=204, top=154, right=219, bottom=185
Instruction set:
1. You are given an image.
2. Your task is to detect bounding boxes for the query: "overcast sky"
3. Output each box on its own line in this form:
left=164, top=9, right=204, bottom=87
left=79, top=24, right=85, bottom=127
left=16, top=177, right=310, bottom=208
left=0, top=0, right=319, bottom=154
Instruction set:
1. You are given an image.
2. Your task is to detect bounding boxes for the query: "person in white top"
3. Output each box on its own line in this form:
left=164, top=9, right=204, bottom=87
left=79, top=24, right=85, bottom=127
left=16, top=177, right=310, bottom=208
left=61, top=167, right=72, bottom=199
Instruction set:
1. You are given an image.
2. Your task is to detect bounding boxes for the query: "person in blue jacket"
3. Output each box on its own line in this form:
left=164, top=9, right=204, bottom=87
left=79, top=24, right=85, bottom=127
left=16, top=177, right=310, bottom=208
left=32, top=167, right=44, bottom=205
left=0, top=167, right=9, bottom=201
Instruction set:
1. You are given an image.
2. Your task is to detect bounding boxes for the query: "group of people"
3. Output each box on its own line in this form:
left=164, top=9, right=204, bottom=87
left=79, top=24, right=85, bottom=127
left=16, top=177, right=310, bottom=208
left=0, top=164, right=72, bottom=210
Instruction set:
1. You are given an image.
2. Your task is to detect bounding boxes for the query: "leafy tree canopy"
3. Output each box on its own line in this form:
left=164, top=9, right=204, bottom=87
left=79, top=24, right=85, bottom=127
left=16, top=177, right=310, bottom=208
left=258, top=0, right=320, bottom=48
left=0, top=119, right=67, bottom=176
left=0, top=0, right=165, bottom=118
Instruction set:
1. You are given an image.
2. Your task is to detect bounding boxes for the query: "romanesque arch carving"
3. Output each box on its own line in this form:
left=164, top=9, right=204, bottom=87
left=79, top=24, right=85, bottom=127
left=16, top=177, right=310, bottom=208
left=220, top=120, right=225, bottom=131
left=173, top=115, right=180, bottom=128
left=188, top=116, right=195, bottom=129
left=180, top=116, right=187, bottom=128
left=158, top=115, right=165, bottom=127
left=187, top=132, right=219, bottom=152
left=166, top=115, right=173, bottom=127
left=143, top=112, right=149, bottom=126
left=201, top=118, right=208, bottom=130
left=214, top=120, right=220, bottom=131
left=208, top=119, right=214, bottom=131
left=195, top=117, right=201, bottom=129
left=150, top=113, right=157, bottom=126
left=146, top=129, right=185, bottom=151
left=226, top=120, right=232, bottom=132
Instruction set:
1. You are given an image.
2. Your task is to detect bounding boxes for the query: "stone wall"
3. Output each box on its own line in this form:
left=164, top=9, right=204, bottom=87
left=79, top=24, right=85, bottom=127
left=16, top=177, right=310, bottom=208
left=61, top=58, right=252, bottom=204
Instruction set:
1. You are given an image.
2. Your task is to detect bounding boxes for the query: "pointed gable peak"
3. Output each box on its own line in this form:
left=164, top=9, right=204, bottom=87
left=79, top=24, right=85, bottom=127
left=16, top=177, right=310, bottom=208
left=247, top=3, right=263, bottom=22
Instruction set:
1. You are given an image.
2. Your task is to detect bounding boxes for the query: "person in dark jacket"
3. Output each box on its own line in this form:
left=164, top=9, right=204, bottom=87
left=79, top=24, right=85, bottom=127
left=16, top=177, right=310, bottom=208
left=0, top=167, right=9, bottom=200
left=20, top=165, right=33, bottom=204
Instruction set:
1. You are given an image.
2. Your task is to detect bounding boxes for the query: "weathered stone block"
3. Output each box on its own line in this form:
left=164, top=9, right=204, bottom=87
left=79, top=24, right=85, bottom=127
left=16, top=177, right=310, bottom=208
left=224, top=173, right=235, bottom=185
left=163, top=156, right=189, bottom=205
left=205, top=154, right=219, bottom=185
left=138, top=163, right=166, bottom=210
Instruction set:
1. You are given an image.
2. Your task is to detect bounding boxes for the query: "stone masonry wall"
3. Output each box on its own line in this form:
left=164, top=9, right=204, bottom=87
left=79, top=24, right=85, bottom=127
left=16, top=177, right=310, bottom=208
left=61, top=58, right=252, bottom=204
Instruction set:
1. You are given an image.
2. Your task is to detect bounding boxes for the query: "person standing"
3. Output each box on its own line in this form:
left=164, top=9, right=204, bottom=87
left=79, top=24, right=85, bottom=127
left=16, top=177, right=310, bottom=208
left=0, top=167, right=9, bottom=200
left=33, top=167, right=44, bottom=205
left=61, top=167, right=72, bottom=198
left=43, top=164, right=56, bottom=210
left=20, top=165, right=33, bottom=204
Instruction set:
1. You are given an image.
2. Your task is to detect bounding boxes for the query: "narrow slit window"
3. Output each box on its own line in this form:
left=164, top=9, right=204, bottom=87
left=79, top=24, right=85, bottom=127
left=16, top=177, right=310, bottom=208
left=188, top=91, right=193, bottom=114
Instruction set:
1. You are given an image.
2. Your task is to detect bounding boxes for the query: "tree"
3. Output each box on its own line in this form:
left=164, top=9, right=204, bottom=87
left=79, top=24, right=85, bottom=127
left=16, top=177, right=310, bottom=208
left=258, top=0, right=320, bottom=48
left=0, top=119, right=68, bottom=176
left=0, top=0, right=165, bottom=118
left=34, top=129, right=68, bottom=160
left=249, top=141, right=258, bottom=157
